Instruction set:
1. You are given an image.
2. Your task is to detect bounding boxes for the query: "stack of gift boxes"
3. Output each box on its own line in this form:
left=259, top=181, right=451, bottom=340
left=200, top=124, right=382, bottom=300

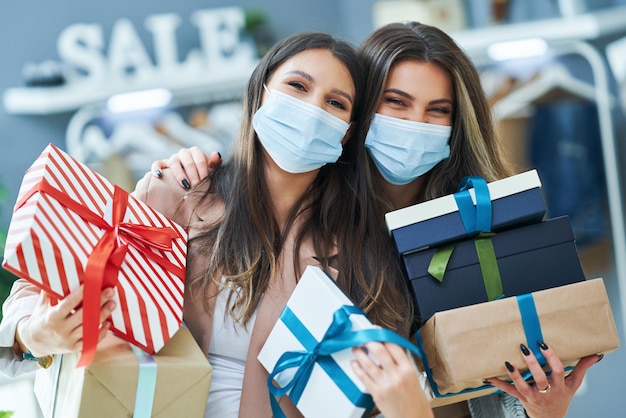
left=385, top=169, right=620, bottom=406
left=2, top=144, right=212, bottom=418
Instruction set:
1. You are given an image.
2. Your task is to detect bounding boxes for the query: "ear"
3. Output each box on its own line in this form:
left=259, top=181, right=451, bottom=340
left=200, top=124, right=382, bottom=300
left=341, top=123, right=355, bottom=145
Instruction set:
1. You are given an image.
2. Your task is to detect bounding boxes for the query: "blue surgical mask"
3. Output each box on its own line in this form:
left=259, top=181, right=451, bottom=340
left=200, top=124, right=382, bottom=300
left=365, top=113, right=451, bottom=185
left=252, top=87, right=350, bottom=173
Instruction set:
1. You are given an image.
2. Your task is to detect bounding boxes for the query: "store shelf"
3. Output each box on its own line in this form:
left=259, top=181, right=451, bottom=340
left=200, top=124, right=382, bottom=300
left=449, top=5, right=626, bottom=59
left=2, top=65, right=256, bottom=115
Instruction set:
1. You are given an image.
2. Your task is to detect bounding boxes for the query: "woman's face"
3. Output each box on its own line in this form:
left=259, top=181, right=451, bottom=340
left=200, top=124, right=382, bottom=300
left=376, top=59, right=454, bottom=126
left=262, top=48, right=355, bottom=124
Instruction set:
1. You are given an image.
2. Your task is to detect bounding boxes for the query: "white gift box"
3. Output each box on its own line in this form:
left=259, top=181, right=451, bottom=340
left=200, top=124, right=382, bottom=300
left=257, top=265, right=376, bottom=418
left=385, top=169, right=546, bottom=254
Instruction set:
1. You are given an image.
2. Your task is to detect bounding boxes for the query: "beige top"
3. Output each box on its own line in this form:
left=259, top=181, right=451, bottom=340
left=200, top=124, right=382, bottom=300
left=133, top=168, right=339, bottom=418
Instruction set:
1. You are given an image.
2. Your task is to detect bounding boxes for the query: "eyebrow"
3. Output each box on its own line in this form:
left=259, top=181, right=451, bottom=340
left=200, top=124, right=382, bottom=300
left=384, top=88, right=454, bottom=106
left=286, top=70, right=354, bottom=105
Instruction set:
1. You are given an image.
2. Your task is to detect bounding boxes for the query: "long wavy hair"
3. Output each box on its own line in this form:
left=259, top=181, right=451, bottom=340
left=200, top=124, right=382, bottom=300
left=187, top=32, right=414, bottom=336
left=358, top=21, right=513, bottom=205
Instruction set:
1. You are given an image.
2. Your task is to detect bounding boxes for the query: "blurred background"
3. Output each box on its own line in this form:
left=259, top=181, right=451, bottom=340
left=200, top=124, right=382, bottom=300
left=1, top=0, right=626, bottom=416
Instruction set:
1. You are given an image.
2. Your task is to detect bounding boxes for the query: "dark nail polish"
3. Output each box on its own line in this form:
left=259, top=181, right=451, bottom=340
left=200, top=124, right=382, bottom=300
left=597, top=353, right=604, bottom=363
left=182, top=178, right=190, bottom=190
left=482, top=379, right=491, bottom=385
left=155, top=169, right=162, bottom=178
left=520, top=343, right=530, bottom=356
left=505, top=361, right=515, bottom=373
left=217, top=152, right=222, bottom=160
left=538, top=340, right=549, bottom=350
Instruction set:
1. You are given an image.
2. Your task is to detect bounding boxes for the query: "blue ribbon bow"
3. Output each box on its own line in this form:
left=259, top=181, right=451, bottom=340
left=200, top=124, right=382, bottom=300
left=454, top=176, right=492, bottom=234
left=268, top=305, right=422, bottom=418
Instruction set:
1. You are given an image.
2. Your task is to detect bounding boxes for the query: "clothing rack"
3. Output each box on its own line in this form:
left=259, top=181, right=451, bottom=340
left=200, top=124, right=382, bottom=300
left=450, top=6, right=626, bottom=338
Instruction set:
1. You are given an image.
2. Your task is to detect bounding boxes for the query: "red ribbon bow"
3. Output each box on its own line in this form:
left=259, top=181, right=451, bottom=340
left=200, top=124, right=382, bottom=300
left=17, top=179, right=183, bottom=367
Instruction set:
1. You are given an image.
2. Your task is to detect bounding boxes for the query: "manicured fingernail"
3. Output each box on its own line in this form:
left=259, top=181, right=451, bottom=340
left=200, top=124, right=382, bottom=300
left=538, top=340, right=549, bottom=350
left=217, top=152, right=222, bottom=159
left=505, top=361, right=515, bottom=373
left=182, top=178, right=190, bottom=190
left=520, top=343, right=530, bottom=356
left=155, top=169, right=162, bottom=178
left=482, top=379, right=491, bottom=385
left=596, top=353, right=604, bottom=363
left=360, top=346, right=369, bottom=355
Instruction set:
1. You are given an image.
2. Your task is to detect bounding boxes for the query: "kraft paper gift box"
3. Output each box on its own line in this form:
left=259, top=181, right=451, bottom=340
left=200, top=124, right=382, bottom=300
left=386, top=170, right=546, bottom=255
left=403, top=215, right=586, bottom=323
left=34, top=327, right=212, bottom=418
left=2, top=143, right=187, bottom=365
left=416, top=278, right=620, bottom=402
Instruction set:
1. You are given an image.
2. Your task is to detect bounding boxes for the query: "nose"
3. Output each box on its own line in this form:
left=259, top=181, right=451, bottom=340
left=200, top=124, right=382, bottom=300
left=298, top=91, right=326, bottom=110
left=408, top=108, right=427, bottom=123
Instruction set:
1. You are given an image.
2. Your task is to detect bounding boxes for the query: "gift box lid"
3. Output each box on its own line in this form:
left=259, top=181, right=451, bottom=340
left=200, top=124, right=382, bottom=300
left=403, top=215, right=576, bottom=279
left=386, top=170, right=546, bottom=254
left=386, top=170, right=542, bottom=232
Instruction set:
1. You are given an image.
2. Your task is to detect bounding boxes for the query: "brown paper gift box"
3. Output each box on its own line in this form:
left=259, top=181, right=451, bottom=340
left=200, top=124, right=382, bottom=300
left=419, top=278, right=620, bottom=400
left=34, top=327, right=212, bottom=418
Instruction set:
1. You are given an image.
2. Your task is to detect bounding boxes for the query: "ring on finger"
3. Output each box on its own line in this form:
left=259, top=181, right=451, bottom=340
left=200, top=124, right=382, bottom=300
left=538, top=383, right=551, bottom=394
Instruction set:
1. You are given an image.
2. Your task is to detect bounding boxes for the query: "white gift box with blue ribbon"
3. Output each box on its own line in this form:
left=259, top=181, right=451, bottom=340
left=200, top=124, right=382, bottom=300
left=385, top=169, right=546, bottom=255
left=258, top=265, right=423, bottom=418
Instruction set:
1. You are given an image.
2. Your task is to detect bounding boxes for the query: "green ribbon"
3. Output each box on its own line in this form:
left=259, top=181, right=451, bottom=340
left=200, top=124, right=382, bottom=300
left=427, top=243, right=455, bottom=282
left=426, top=176, right=504, bottom=301
left=474, top=233, right=503, bottom=301
left=427, top=234, right=504, bottom=300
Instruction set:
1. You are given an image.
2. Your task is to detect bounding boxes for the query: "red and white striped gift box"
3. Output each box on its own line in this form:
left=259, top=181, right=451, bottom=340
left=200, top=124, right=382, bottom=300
left=2, top=143, right=187, bottom=366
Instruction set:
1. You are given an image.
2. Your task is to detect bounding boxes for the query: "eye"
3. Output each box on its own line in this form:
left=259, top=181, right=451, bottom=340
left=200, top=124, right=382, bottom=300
left=287, top=81, right=307, bottom=91
left=383, top=96, right=406, bottom=107
left=430, top=106, right=452, bottom=115
left=328, top=98, right=347, bottom=111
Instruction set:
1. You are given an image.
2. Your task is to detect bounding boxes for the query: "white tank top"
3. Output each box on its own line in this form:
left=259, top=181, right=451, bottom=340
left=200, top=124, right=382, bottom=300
left=204, top=285, right=258, bottom=418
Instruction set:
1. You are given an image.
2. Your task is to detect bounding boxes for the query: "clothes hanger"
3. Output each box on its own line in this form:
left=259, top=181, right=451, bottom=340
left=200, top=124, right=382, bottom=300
left=491, top=62, right=599, bottom=120
left=606, top=35, right=626, bottom=115
left=156, top=111, right=229, bottom=159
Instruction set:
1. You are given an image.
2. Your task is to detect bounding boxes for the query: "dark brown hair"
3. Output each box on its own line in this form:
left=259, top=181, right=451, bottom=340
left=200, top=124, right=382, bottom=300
left=188, top=31, right=413, bottom=336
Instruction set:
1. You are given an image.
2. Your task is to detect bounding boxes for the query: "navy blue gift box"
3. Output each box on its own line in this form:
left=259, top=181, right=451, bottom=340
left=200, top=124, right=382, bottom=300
left=403, top=216, right=587, bottom=324
left=386, top=170, right=547, bottom=255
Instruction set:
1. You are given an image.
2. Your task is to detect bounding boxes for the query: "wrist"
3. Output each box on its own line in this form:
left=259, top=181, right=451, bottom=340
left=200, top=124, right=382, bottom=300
left=14, top=317, right=32, bottom=355
left=14, top=317, right=53, bottom=369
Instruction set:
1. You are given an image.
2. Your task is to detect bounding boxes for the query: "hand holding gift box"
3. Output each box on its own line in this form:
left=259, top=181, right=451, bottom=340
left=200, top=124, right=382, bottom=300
left=2, top=144, right=187, bottom=366
left=258, top=265, right=427, bottom=418
left=415, top=278, right=620, bottom=406
left=34, top=327, right=212, bottom=418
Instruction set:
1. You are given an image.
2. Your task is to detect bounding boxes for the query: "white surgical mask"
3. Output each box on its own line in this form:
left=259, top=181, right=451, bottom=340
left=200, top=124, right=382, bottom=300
left=252, top=87, right=350, bottom=173
left=365, top=113, right=451, bottom=185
